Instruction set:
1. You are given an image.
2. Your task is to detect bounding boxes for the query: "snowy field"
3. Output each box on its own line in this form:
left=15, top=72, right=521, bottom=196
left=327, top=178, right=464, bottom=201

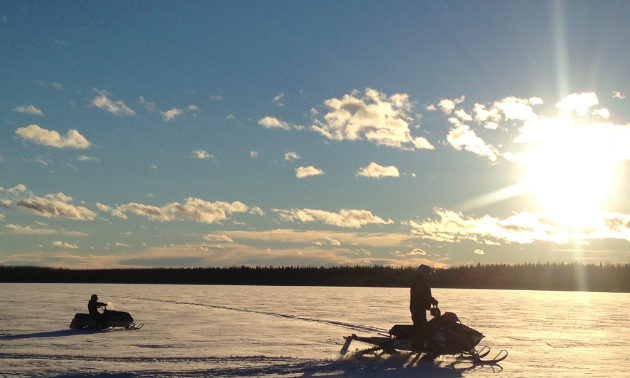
left=1, top=283, right=629, bottom=377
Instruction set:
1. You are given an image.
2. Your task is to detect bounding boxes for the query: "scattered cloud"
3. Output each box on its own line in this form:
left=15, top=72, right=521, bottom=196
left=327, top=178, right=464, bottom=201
left=613, top=91, right=625, bottom=99
left=250, top=151, right=258, bottom=158
left=357, top=162, right=400, bottom=178
left=249, top=206, right=265, bottom=215
left=191, top=150, right=212, bottom=159
left=445, top=119, right=498, bottom=161
left=91, top=89, right=136, bottom=116
left=15, top=125, right=91, bottom=149
left=296, top=166, right=324, bottom=178
left=273, top=92, right=284, bottom=106
left=5, top=224, right=56, bottom=235
left=116, top=197, right=249, bottom=224
left=408, top=248, right=427, bottom=256
left=408, top=208, right=630, bottom=245
left=310, top=88, right=434, bottom=150
left=273, top=208, right=393, bottom=228
left=556, top=92, right=598, bottom=115
left=138, top=96, right=156, bottom=112
left=35, top=81, right=62, bottom=90
left=210, top=94, right=224, bottom=101
left=96, top=202, right=128, bottom=219
left=76, top=155, right=100, bottom=162
left=115, top=242, right=130, bottom=247
left=13, top=105, right=43, bottom=116
left=3, top=192, right=97, bottom=221
left=474, top=249, right=485, bottom=255
left=284, top=152, right=301, bottom=161
left=53, top=241, right=78, bottom=249
left=226, top=114, right=235, bottom=119
left=437, top=95, right=465, bottom=114
left=259, top=116, right=299, bottom=130
left=203, top=234, right=234, bottom=243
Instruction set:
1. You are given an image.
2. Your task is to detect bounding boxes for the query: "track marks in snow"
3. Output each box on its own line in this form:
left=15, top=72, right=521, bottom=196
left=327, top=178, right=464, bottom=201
left=124, top=296, right=387, bottom=334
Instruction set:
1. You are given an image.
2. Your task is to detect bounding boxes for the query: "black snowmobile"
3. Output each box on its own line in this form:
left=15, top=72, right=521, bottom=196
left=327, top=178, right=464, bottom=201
left=340, top=306, right=507, bottom=363
left=69, top=303, right=142, bottom=330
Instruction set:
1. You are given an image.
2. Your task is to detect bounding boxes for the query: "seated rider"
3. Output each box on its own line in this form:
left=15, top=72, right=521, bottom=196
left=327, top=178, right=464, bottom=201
left=88, top=294, right=108, bottom=326
left=410, top=265, right=438, bottom=349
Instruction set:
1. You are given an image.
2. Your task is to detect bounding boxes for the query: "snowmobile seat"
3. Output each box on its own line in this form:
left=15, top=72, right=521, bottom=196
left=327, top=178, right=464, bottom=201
left=389, top=324, right=414, bottom=339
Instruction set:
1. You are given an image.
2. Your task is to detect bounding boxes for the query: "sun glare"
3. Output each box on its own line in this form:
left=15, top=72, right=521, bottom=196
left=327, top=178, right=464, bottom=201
left=525, top=120, right=617, bottom=225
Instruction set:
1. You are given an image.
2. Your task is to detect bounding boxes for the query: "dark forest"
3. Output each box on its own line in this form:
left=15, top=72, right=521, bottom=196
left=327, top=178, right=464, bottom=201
left=2, top=262, right=630, bottom=293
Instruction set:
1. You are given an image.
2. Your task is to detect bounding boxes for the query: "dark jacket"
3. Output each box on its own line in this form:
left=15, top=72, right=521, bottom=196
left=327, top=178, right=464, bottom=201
left=88, top=299, right=106, bottom=316
left=410, top=275, right=436, bottom=315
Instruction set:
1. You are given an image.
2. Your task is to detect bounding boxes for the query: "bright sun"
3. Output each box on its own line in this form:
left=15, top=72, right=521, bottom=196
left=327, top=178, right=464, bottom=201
left=525, top=121, right=617, bottom=224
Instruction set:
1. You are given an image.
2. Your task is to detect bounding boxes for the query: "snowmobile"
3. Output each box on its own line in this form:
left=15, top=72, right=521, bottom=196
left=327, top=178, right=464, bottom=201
left=340, top=306, right=507, bottom=364
left=69, top=303, right=142, bottom=330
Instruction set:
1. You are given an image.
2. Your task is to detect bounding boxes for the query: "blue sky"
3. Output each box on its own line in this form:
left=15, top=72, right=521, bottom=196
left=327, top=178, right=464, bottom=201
left=2, top=1, right=630, bottom=269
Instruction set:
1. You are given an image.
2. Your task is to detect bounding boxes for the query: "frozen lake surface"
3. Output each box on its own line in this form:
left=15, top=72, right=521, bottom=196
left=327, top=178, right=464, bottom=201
left=1, top=283, right=629, bottom=377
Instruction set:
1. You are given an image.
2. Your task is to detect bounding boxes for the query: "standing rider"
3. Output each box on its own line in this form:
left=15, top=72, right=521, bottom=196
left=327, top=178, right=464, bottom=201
left=410, top=265, right=438, bottom=349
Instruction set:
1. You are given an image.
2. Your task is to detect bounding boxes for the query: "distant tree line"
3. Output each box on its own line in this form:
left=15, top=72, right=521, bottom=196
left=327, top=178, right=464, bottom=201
left=1, top=262, right=630, bottom=293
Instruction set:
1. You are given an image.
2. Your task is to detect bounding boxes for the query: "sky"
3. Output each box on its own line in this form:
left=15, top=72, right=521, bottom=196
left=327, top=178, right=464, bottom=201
left=2, top=0, right=630, bottom=269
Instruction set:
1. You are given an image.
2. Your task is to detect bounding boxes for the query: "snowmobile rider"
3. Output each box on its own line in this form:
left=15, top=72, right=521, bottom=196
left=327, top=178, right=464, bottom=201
left=88, top=294, right=108, bottom=326
left=410, top=265, right=438, bottom=349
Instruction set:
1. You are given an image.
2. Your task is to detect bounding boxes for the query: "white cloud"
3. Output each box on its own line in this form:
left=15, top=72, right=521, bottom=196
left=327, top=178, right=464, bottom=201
left=210, top=94, right=224, bottom=101
left=613, top=91, right=625, bottom=99
left=139, top=96, right=156, bottom=112
left=445, top=121, right=499, bottom=161
left=91, top=89, right=135, bottom=116
left=357, top=162, right=400, bottom=178
left=96, top=202, right=128, bottom=219
left=284, top=152, right=301, bottom=161
left=53, top=241, right=78, bottom=249
left=249, top=206, right=265, bottom=215
left=250, top=151, right=258, bottom=158
left=76, top=155, right=99, bottom=162
left=556, top=92, right=599, bottom=115
left=226, top=114, right=235, bottom=119
left=13, top=105, right=43, bottom=116
left=115, top=242, right=130, bottom=247
left=454, top=109, right=472, bottom=121
left=204, top=234, right=234, bottom=243
left=408, top=248, right=427, bottom=256
left=310, top=88, right=435, bottom=150
left=160, top=108, right=183, bottom=120
left=35, top=81, right=62, bottom=90
left=191, top=150, right=212, bottom=159
left=595, top=108, right=610, bottom=119
left=117, top=198, right=249, bottom=224
left=473, top=97, right=540, bottom=129
left=15, top=125, right=91, bottom=149
left=273, top=208, right=393, bottom=228
left=7, top=194, right=97, bottom=221
left=437, top=96, right=465, bottom=114
left=494, top=97, right=539, bottom=121
left=296, top=166, right=324, bottom=178
left=409, top=208, right=630, bottom=245
left=273, top=92, right=284, bottom=106
left=258, top=116, right=292, bottom=130
left=6, top=224, right=57, bottom=235
left=474, top=249, right=485, bottom=255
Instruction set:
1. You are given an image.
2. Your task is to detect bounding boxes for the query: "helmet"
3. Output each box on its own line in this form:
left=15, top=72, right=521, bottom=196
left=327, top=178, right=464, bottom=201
left=417, top=264, right=435, bottom=279
left=91, top=294, right=98, bottom=300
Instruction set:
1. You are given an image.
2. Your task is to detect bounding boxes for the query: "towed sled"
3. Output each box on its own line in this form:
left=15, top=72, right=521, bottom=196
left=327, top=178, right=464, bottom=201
left=341, top=307, right=507, bottom=364
left=70, top=304, right=142, bottom=330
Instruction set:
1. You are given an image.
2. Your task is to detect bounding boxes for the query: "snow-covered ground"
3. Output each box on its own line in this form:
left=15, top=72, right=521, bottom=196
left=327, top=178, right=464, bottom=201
left=1, top=283, right=629, bottom=377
